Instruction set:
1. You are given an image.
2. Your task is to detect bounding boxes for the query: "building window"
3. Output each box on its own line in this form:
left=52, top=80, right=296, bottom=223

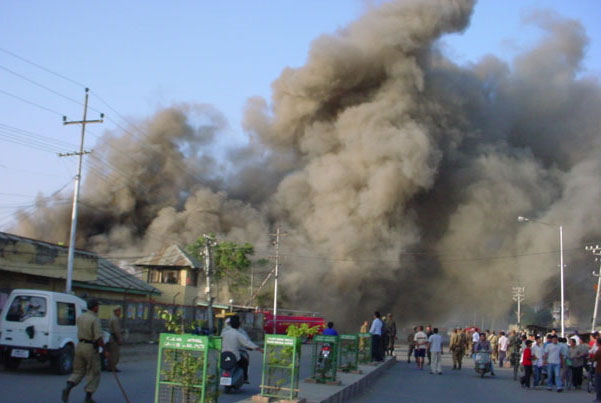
left=57, top=302, right=76, bottom=326
left=6, top=296, right=47, bottom=322
left=187, top=269, right=199, bottom=286
left=147, top=269, right=180, bottom=284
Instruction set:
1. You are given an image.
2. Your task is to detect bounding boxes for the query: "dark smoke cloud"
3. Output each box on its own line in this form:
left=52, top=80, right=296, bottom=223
left=13, top=0, right=601, bottom=328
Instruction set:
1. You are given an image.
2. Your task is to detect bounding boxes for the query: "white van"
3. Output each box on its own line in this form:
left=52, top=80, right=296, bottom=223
left=0, top=289, right=87, bottom=374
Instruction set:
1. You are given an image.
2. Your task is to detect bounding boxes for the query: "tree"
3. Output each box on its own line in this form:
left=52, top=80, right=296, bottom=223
left=188, top=235, right=254, bottom=299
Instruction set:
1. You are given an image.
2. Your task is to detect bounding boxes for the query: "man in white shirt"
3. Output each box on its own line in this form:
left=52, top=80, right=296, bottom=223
left=531, top=336, right=545, bottom=387
left=543, top=335, right=565, bottom=392
left=414, top=325, right=428, bottom=370
left=369, top=311, right=384, bottom=362
left=498, top=331, right=509, bottom=367
left=428, top=328, right=443, bottom=374
left=472, top=330, right=480, bottom=358
left=222, top=316, right=263, bottom=383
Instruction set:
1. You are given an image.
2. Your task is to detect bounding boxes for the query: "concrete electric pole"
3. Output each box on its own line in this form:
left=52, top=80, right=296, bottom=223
left=270, top=226, right=286, bottom=334
left=202, top=234, right=217, bottom=335
left=586, top=244, right=601, bottom=332
left=512, top=286, right=525, bottom=328
left=60, top=88, right=103, bottom=293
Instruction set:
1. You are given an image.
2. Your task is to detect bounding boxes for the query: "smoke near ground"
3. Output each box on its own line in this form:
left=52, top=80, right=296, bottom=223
left=13, top=0, right=601, bottom=328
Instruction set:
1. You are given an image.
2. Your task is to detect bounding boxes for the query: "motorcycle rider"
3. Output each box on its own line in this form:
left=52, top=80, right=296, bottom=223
left=221, top=315, right=263, bottom=384
left=474, top=332, right=496, bottom=376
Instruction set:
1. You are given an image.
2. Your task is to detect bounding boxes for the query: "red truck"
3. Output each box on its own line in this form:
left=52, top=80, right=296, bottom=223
left=262, top=311, right=325, bottom=335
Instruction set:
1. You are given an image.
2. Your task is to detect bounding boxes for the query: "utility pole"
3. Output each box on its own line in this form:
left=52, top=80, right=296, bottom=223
left=586, top=244, right=601, bottom=332
left=512, top=286, right=525, bottom=328
left=202, top=234, right=217, bottom=335
left=60, top=88, right=103, bottom=293
left=270, top=226, right=286, bottom=334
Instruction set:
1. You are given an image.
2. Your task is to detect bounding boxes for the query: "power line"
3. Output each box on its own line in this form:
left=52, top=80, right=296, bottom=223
left=0, top=47, right=87, bottom=88
left=0, top=88, right=64, bottom=116
left=0, top=64, right=86, bottom=107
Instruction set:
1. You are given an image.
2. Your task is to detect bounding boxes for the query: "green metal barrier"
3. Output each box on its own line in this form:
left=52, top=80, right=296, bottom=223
left=261, top=335, right=302, bottom=400
left=338, top=334, right=359, bottom=372
left=358, top=332, right=372, bottom=364
left=309, top=334, right=340, bottom=383
left=155, top=333, right=221, bottom=403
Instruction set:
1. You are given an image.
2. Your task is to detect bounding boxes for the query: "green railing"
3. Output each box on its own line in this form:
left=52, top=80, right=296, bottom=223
left=310, top=335, right=340, bottom=383
left=261, top=335, right=302, bottom=400
left=155, top=333, right=221, bottom=403
left=358, top=332, right=372, bottom=364
left=338, top=334, right=359, bottom=372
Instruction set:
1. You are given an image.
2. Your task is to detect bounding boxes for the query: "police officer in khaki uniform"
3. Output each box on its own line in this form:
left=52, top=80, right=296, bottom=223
left=450, top=328, right=467, bottom=370
left=62, top=299, right=108, bottom=403
left=108, top=306, right=123, bottom=371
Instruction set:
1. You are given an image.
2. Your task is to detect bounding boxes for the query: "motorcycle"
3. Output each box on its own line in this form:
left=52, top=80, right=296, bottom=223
left=220, top=351, right=245, bottom=393
left=474, top=352, right=492, bottom=378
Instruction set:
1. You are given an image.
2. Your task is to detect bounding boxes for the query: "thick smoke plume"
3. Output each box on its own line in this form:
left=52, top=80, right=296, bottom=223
left=14, top=0, right=601, bottom=328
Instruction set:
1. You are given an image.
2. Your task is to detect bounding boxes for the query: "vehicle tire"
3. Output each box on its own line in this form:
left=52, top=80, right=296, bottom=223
left=5, top=357, right=21, bottom=371
left=480, top=370, right=485, bottom=378
left=54, top=344, right=74, bottom=375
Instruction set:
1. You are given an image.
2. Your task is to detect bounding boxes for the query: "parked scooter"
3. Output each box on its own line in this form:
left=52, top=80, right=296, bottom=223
left=220, top=351, right=244, bottom=393
left=474, top=352, right=492, bottom=378
left=317, top=343, right=333, bottom=372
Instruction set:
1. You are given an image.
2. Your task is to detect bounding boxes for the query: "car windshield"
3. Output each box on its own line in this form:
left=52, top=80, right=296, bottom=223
left=5, top=296, right=47, bottom=322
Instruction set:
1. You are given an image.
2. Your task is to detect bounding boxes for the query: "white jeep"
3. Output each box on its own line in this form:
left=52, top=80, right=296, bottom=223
left=0, top=289, right=90, bottom=374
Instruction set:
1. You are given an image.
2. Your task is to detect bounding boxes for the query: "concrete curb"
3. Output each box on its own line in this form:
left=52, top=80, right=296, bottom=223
left=317, top=357, right=396, bottom=403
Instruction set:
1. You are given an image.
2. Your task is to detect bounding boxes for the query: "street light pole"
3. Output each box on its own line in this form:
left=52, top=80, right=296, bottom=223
left=586, top=245, right=601, bottom=332
left=559, top=225, right=564, bottom=337
left=517, top=216, right=565, bottom=337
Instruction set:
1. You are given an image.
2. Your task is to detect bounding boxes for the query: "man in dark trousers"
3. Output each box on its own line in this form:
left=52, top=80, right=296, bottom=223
left=385, top=313, right=397, bottom=356
left=426, top=325, right=433, bottom=365
left=369, top=311, right=384, bottom=362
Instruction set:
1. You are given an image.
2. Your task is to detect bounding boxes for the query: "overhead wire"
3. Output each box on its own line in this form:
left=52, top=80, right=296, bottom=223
left=0, top=88, right=64, bottom=116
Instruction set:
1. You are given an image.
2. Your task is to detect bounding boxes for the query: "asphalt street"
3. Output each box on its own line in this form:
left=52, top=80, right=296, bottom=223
left=0, top=344, right=313, bottom=403
left=352, top=347, right=596, bottom=403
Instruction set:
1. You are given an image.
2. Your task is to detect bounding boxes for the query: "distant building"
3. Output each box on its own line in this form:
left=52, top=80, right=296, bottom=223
left=0, top=231, right=160, bottom=311
left=134, top=244, right=203, bottom=306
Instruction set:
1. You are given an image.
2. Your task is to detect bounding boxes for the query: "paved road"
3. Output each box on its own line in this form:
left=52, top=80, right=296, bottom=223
left=0, top=344, right=315, bottom=402
left=352, top=347, right=595, bottom=403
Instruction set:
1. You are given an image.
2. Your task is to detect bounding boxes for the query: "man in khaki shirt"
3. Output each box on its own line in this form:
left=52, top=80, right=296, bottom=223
left=108, top=307, right=123, bottom=371
left=62, top=299, right=108, bottom=403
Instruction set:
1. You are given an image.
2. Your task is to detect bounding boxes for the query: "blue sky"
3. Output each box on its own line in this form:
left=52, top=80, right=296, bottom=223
left=1, top=0, right=600, bottom=230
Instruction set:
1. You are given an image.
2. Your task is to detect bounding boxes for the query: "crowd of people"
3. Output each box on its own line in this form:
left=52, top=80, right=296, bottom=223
left=402, top=325, right=601, bottom=400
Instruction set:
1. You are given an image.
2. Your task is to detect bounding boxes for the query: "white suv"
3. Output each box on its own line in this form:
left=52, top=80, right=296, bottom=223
left=0, top=289, right=86, bottom=374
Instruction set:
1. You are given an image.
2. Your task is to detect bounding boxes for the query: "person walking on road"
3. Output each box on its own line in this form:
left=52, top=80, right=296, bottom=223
left=520, top=340, right=533, bottom=388
left=385, top=313, right=397, bottom=356
left=532, top=335, right=545, bottom=387
left=426, top=325, right=433, bottom=365
left=407, top=326, right=416, bottom=363
left=568, top=337, right=588, bottom=389
left=498, top=331, right=509, bottom=367
left=107, top=306, right=123, bottom=372
left=61, top=299, right=108, bottom=403
left=369, top=311, right=384, bottom=362
left=428, top=328, right=443, bottom=375
left=449, top=328, right=466, bottom=370
left=413, top=325, right=428, bottom=370
left=543, top=334, right=565, bottom=392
